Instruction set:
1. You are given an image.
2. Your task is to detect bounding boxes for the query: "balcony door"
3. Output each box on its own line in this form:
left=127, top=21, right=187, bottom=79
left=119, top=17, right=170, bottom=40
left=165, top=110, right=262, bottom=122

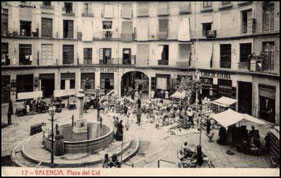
left=123, top=48, right=131, bottom=65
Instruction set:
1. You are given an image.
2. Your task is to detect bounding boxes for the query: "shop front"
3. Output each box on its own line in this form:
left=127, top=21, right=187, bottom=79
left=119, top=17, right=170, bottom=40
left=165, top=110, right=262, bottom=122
left=100, top=73, right=114, bottom=95
left=259, top=84, right=276, bottom=124
left=200, top=77, right=213, bottom=99
left=16, top=74, right=34, bottom=97
left=81, top=73, right=95, bottom=91
left=61, top=73, right=75, bottom=90
left=39, top=73, right=55, bottom=98
left=217, top=79, right=235, bottom=99
left=155, top=74, right=170, bottom=98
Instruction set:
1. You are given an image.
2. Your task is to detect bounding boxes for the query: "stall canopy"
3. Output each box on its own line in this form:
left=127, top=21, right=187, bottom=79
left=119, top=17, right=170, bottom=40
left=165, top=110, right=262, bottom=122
left=212, top=96, right=237, bottom=107
left=210, top=109, right=267, bottom=128
left=170, top=91, right=186, bottom=99
left=17, top=91, right=43, bottom=100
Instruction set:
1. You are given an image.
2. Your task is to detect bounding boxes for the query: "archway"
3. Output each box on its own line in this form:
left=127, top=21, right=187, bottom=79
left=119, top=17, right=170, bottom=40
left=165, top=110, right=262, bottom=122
left=121, top=71, right=149, bottom=99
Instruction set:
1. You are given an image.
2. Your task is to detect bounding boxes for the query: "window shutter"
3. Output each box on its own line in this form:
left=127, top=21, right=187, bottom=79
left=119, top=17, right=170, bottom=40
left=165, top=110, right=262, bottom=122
left=68, top=21, right=74, bottom=38
left=270, top=5, right=274, bottom=30
left=99, top=48, right=103, bottom=60
left=247, top=10, right=252, bottom=34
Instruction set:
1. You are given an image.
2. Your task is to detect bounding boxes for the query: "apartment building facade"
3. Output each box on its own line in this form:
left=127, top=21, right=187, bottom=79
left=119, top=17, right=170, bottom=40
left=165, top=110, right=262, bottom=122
left=1, top=1, right=280, bottom=125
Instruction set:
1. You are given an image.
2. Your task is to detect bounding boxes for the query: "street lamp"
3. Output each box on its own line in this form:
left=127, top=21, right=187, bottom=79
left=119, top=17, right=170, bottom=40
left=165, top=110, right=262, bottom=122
left=48, top=103, right=56, bottom=168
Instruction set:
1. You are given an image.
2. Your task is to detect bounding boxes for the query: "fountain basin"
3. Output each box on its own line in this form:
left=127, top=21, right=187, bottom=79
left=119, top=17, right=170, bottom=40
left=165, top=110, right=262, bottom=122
left=44, top=122, right=113, bottom=154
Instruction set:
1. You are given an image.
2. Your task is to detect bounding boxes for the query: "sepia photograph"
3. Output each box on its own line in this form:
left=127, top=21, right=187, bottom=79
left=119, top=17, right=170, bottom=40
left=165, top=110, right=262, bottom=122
left=1, top=1, right=280, bottom=176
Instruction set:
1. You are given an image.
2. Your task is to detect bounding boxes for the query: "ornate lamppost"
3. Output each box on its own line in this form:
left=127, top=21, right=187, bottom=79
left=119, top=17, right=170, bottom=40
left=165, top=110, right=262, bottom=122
left=48, top=103, right=56, bottom=167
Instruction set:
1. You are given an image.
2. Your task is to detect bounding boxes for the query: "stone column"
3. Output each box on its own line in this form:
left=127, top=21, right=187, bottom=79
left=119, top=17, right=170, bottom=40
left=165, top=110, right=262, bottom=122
left=73, top=89, right=87, bottom=133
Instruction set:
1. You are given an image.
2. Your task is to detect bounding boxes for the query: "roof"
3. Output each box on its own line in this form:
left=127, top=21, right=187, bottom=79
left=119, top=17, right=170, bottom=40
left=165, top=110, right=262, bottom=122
left=170, top=91, right=186, bottom=99
left=210, top=109, right=267, bottom=128
left=212, top=96, right=237, bottom=107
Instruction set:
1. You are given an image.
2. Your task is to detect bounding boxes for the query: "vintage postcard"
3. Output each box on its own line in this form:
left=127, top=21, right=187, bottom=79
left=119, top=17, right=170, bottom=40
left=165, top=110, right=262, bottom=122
left=1, top=1, right=279, bottom=176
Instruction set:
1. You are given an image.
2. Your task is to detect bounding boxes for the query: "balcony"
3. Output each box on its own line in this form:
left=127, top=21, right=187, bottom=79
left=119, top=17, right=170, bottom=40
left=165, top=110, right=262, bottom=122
left=157, top=32, right=168, bottom=40
left=99, top=58, right=119, bottom=65
left=219, top=3, right=233, bottom=10
left=62, top=7, right=75, bottom=16
left=40, top=5, right=54, bottom=9
left=82, top=12, right=94, bottom=17
left=158, top=60, right=169, bottom=65
left=206, top=30, right=217, bottom=38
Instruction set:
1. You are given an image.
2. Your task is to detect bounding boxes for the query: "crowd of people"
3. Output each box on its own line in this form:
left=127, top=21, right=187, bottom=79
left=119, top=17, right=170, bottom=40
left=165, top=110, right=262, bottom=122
left=217, top=125, right=263, bottom=156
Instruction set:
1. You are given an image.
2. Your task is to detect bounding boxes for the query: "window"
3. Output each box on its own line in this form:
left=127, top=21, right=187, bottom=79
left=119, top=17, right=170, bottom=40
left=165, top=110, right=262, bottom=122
left=99, top=48, right=112, bottom=64
left=202, top=23, right=212, bottom=36
left=41, top=18, right=53, bottom=37
left=43, top=1, right=51, bottom=6
left=241, top=9, right=252, bottom=34
left=1, top=43, right=9, bottom=65
left=262, top=42, right=275, bottom=70
left=16, top=74, right=34, bottom=94
left=64, top=2, right=73, bottom=13
left=63, top=45, right=74, bottom=64
left=84, top=48, right=92, bottom=65
left=203, top=2, right=212, bottom=8
left=70, top=79, right=75, bottom=89
left=63, top=20, right=73, bottom=38
left=179, top=2, right=191, bottom=14
left=137, top=2, right=149, bottom=17
left=102, top=21, right=112, bottom=30
left=222, top=1, right=231, bottom=5
left=158, top=19, right=169, bottom=39
left=220, top=44, right=231, bottom=68
left=123, top=48, right=131, bottom=65
left=83, top=3, right=92, bottom=15
left=61, top=80, right=65, bottom=89
left=240, top=43, right=252, bottom=62
left=1, top=9, right=8, bottom=36
left=263, top=3, right=274, bottom=31
left=158, top=45, right=169, bottom=65
left=20, top=21, right=32, bottom=36
left=41, top=44, right=53, bottom=65
left=19, top=44, right=32, bottom=65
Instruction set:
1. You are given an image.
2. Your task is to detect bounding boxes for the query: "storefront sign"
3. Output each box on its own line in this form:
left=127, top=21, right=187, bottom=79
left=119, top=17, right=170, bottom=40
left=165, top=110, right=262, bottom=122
left=201, top=71, right=230, bottom=80
left=81, top=67, right=118, bottom=73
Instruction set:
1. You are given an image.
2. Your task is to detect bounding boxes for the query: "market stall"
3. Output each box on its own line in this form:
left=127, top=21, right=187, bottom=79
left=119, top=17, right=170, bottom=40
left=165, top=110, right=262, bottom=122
left=211, top=96, right=237, bottom=113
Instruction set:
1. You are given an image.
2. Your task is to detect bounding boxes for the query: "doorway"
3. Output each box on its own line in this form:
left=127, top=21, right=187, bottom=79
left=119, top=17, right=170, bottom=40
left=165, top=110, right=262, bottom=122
left=40, top=74, right=55, bottom=98
left=238, top=81, right=252, bottom=115
left=122, top=48, right=131, bottom=65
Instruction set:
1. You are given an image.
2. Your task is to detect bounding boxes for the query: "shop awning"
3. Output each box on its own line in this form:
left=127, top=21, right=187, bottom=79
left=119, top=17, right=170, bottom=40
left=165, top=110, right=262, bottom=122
left=170, top=91, right=186, bottom=99
left=17, top=91, right=43, bottom=100
left=210, top=109, right=268, bottom=128
left=212, top=96, right=237, bottom=107
left=54, top=89, right=77, bottom=97
left=240, top=114, right=267, bottom=125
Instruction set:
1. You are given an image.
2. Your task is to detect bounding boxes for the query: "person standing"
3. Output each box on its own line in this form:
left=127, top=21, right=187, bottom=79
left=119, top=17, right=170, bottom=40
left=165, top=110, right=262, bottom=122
left=151, top=89, right=155, bottom=99
left=7, top=100, right=13, bottom=125
left=206, top=116, right=211, bottom=134
left=137, top=109, right=141, bottom=126
left=116, top=120, right=124, bottom=141
left=102, top=154, right=110, bottom=168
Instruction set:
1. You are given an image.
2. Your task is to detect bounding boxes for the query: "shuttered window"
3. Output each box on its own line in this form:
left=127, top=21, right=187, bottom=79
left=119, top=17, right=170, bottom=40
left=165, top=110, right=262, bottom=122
left=242, top=9, right=252, bottom=34
left=63, top=45, right=74, bottom=64
left=263, top=4, right=274, bottom=31
left=220, top=44, right=231, bottom=69
left=1, top=8, right=8, bottom=36
left=179, top=2, right=191, bottom=14
left=41, top=44, right=53, bottom=64
left=137, top=3, right=149, bottom=17
left=83, top=48, right=92, bottom=65
left=41, top=18, right=53, bottom=37
left=63, top=20, right=73, bottom=38
left=159, top=19, right=168, bottom=32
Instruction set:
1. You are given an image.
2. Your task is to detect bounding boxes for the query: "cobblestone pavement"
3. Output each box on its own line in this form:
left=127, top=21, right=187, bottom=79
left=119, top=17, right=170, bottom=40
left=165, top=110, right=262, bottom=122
left=1, top=104, right=273, bottom=168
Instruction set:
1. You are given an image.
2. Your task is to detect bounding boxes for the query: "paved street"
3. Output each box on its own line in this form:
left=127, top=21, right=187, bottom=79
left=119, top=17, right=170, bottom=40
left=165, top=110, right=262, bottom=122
left=1, top=102, right=273, bottom=168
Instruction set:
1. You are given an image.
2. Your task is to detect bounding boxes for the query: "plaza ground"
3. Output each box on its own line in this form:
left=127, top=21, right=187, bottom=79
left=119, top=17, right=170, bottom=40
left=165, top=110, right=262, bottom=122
left=1, top=102, right=275, bottom=168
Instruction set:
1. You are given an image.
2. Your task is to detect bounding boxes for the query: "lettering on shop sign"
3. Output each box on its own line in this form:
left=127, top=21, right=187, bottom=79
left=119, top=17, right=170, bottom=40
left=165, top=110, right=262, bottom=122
left=81, top=67, right=118, bottom=72
left=201, top=72, right=230, bottom=79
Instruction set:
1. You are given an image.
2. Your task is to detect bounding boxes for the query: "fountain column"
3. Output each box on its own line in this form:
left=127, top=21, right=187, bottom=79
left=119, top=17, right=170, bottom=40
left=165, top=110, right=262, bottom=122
left=73, top=89, right=87, bottom=134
